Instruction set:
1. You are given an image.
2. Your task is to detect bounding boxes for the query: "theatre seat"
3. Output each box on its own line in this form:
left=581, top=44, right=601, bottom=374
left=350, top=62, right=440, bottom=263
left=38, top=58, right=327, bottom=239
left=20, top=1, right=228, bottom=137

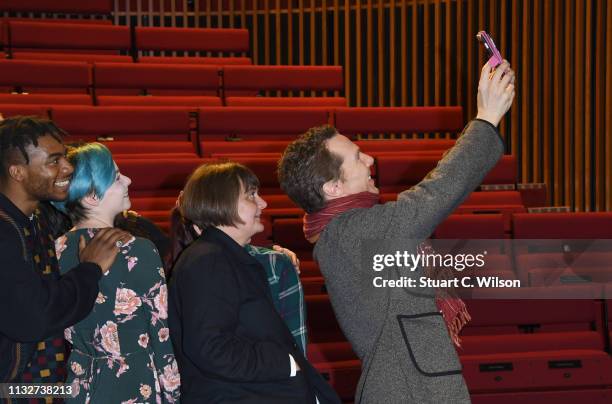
left=355, top=138, right=456, bottom=152
left=471, top=389, right=612, bottom=404
left=51, top=106, right=199, bottom=156
left=199, top=107, right=331, bottom=141
left=12, top=51, right=132, bottom=64
left=139, top=56, right=251, bottom=65
left=223, top=65, right=344, bottom=95
left=200, top=140, right=291, bottom=156
left=8, top=21, right=130, bottom=54
left=335, top=106, right=464, bottom=136
left=305, top=295, right=346, bottom=343
left=93, top=62, right=221, bottom=100
left=512, top=212, right=612, bottom=285
left=376, top=155, right=518, bottom=194
left=0, top=104, right=49, bottom=118
left=225, top=96, right=347, bottom=107
left=97, top=96, right=222, bottom=107
left=0, top=94, right=92, bottom=105
left=135, top=26, right=250, bottom=54
left=459, top=285, right=609, bottom=392
left=0, top=59, right=91, bottom=94
left=2, top=1, right=113, bottom=14
left=434, top=214, right=506, bottom=239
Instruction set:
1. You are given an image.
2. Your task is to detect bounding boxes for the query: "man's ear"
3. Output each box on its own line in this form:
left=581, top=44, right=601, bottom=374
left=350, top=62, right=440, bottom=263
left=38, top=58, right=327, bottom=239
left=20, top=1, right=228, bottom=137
left=82, top=193, right=100, bottom=207
left=322, top=179, right=343, bottom=198
left=7, top=165, right=26, bottom=182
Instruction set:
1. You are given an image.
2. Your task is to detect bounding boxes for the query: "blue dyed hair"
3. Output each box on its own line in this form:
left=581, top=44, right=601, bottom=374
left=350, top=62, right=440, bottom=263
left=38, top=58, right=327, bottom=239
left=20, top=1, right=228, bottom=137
left=53, top=142, right=116, bottom=222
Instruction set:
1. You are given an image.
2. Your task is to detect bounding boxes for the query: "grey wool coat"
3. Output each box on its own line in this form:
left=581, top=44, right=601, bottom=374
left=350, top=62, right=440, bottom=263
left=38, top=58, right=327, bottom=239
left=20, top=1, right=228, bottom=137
left=313, top=119, right=504, bottom=403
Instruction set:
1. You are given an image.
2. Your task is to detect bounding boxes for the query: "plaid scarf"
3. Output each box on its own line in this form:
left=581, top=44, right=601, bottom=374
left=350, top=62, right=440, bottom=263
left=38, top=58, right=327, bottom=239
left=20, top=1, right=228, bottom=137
left=20, top=209, right=67, bottom=403
left=303, top=192, right=470, bottom=346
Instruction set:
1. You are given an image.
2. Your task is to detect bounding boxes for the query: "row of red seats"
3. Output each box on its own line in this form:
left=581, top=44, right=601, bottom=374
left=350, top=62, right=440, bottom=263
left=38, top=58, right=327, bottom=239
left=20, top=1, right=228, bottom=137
left=307, top=283, right=612, bottom=399
left=0, top=21, right=250, bottom=61
left=0, top=105, right=524, bottom=236
left=1, top=0, right=113, bottom=14
left=0, top=104, right=464, bottom=150
left=286, top=213, right=612, bottom=293
left=0, top=60, right=345, bottom=106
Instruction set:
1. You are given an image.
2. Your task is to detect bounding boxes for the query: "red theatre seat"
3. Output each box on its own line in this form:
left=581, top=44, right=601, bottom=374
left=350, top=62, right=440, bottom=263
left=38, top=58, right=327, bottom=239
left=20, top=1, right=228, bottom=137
left=225, top=96, right=347, bottom=107
left=0, top=94, right=92, bottom=105
left=223, top=65, right=344, bottom=93
left=200, top=140, right=291, bottom=157
left=94, top=62, right=221, bottom=104
left=471, top=389, right=612, bottom=404
left=8, top=21, right=129, bottom=54
left=135, top=26, right=250, bottom=54
left=50, top=106, right=198, bottom=156
left=305, top=295, right=347, bottom=343
left=198, top=107, right=331, bottom=147
left=223, top=65, right=345, bottom=105
left=460, top=285, right=611, bottom=393
left=139, top=56, right=252, bottom=65
left=97, top=96, right=222, bottom=107
left=376, top=154, right=517, bottom=194
left=334, top=106, right=464, bottom=136
left=1, top=0, right=113, bottom=14
left=12, top=51, right=132, bottom=64
left=354, top=138, right=456, bottom=153
left=512, top=212, right=612, bottom=285
left=0, top=104, right=49, bottom=118
left=513, top=212, right=612, bottom=239
left=0, top=59, right=91, bottom=94
left=434, top=214, right=506, bottom=239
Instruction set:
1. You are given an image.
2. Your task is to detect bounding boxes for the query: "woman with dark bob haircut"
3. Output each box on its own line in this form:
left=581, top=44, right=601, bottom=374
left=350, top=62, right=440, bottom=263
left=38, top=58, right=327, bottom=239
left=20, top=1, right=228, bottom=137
left=168, top=162, right=340, bottom=404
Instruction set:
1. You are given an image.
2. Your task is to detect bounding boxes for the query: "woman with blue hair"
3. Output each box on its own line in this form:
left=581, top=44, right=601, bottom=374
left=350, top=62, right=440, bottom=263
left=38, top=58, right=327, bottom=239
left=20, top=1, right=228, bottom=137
left=54, top=143, right=180, bottom=403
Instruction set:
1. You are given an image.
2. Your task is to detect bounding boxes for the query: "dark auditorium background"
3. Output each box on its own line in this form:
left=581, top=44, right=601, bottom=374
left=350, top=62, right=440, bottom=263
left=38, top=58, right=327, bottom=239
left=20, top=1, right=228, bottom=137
left=109, top=0, right=610, bottom=213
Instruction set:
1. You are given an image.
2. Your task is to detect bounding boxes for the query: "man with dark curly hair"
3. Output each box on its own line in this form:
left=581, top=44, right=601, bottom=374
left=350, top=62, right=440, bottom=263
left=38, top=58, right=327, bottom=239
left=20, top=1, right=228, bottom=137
left=278, top=61, right=515, bottom=403
left=0, top=116, right=130, bottom=386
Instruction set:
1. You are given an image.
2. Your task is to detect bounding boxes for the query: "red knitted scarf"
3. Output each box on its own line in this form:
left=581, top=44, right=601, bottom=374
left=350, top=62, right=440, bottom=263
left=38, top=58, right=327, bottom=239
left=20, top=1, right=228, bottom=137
left=303, top=192, right=380, bottom=241
left=303, top=191, right=470, bottom=347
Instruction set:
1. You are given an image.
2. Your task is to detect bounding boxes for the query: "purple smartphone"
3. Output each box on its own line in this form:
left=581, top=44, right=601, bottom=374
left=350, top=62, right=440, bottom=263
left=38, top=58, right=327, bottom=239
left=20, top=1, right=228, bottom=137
left=476, top=31, right=503, bottom=68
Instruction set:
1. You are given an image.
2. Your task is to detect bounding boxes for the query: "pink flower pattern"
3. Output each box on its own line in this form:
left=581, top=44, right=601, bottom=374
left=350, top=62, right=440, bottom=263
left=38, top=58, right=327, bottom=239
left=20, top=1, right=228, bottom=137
left=159, top=361, right=181, bottom=392
left=54, top=235, right=68, bottom=260
left=114, top=288, right=142, bottom=317
left=99, top=321, right=121, bottom=357
left=154, top=285, right=168, bottom=320
left=158, top=328, right=169, bottom=343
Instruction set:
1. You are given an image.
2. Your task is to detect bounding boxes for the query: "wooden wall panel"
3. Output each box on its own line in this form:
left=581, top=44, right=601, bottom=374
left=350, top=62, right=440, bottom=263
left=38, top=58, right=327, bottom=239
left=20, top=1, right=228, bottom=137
left=29, top=0, right=603, bottom=212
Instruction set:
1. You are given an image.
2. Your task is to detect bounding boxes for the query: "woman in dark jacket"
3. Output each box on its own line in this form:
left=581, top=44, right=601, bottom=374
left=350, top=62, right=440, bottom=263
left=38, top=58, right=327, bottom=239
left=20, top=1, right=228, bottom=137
left=168, top=162, right=340, bottom=404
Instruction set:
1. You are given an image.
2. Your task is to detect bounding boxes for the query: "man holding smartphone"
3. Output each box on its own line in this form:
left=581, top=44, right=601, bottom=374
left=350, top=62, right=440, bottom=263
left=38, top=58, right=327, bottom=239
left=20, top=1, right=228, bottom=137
left=278, top=60, right=515, bottom=403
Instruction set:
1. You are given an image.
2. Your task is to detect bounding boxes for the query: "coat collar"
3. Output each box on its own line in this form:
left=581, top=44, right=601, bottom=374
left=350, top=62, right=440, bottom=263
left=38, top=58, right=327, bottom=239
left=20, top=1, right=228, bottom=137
left=0, top=192, right=31, bottom=227
left=201, top=226, right=261, bottom=266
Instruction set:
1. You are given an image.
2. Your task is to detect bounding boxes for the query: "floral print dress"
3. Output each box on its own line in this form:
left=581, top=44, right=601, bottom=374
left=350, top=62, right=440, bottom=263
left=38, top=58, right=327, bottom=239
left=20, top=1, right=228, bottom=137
left=56, top=229, right=181, bottom=403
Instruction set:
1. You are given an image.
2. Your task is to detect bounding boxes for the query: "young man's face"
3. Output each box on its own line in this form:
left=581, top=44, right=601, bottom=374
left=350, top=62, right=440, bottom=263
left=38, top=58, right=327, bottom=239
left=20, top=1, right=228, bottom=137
left=20, top=135, right=74, bottom=202
left=325, top=133, right=378, bottom=196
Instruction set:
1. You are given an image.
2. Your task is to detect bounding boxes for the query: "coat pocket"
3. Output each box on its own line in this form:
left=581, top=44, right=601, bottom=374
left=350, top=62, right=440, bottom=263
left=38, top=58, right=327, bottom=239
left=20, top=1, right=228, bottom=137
left=396, top=312, right=462, bottom=377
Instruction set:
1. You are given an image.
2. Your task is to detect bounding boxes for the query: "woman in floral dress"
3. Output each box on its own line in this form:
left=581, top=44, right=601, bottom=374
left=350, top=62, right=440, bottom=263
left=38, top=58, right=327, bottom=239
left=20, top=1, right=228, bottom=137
left=54, top=143, right=180, bottom=403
